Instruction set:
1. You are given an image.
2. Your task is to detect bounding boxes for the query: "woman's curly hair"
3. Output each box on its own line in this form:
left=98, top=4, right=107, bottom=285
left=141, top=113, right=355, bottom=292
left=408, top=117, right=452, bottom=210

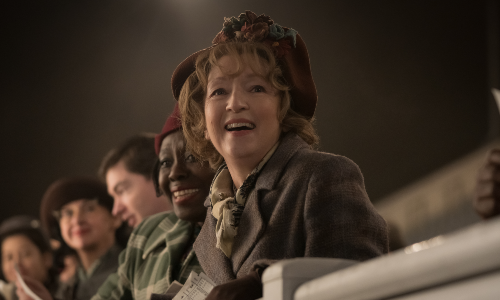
left=178, top=41, right=318, bottom=169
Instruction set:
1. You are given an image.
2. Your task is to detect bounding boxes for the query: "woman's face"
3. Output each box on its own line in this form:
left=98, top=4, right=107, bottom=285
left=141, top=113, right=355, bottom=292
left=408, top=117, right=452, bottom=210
left=1, top=234, right=51, bottom=283
left=59, top=199, right=121, bottom=252
left=158, top=131, right=214, bottom=223
left=204, top=55, right=281, bottom=166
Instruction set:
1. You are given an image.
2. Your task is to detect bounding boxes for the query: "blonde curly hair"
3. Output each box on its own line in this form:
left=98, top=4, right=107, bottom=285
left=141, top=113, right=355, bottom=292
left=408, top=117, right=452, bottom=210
left=178, top=41, right=318, bottom=169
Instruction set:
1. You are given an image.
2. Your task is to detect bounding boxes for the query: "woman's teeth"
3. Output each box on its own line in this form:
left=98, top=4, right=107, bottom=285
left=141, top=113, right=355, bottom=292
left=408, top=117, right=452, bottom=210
left=173, top=189, right=199, bottom=198
left=226, top=123, right=255, bottom=130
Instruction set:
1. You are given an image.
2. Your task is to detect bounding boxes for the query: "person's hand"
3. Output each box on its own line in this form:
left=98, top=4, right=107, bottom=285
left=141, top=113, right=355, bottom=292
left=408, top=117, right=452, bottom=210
left=474, top=149, right=500, bottom=219
left=205, top=270, right=262, bottom=300
left=15, top=276, right=53, bottom=300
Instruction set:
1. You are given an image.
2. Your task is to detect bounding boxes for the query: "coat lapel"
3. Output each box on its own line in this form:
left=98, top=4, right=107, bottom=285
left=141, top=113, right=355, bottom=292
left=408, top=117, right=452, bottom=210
left=230, top=132, right=308, bottom=275
left=193, top=196, right=236, bottom=284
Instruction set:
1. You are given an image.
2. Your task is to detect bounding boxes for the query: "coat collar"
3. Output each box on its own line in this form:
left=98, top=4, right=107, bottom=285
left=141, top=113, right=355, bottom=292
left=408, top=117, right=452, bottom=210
left=256, top=132, right=309, bottom=191
left=195, top=132, right=310, bottom=282
left=230, top=132, right=309, bottom=274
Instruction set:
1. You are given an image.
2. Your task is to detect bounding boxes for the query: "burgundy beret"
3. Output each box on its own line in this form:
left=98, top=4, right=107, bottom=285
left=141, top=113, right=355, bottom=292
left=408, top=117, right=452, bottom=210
left=171, top=10, right=317, bottom=120
left=39, top=177, right=114, bottom=239
left=155, top=102, right=182, bottom=155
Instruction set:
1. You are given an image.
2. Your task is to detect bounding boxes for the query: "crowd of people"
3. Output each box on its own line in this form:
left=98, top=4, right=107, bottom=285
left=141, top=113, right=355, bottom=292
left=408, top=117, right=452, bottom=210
left=1, top=10, right=498, bottom=300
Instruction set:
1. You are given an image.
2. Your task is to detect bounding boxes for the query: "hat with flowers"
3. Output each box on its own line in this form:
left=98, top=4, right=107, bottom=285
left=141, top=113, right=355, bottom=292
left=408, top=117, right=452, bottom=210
left=171, top=10, right=317, bottom=119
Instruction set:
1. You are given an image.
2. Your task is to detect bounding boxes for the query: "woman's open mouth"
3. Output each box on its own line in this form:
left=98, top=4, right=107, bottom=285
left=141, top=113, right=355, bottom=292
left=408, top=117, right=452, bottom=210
left=225, top=122, right=255, bottom=131
left=173, top=188, right=199, bottom=198
left=172, top=188, right=200, bottom=204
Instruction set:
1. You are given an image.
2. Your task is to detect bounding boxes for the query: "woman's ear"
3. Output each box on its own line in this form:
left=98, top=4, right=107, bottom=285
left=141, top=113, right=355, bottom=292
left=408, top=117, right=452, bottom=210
left=204, top=129, right=211, bottom=141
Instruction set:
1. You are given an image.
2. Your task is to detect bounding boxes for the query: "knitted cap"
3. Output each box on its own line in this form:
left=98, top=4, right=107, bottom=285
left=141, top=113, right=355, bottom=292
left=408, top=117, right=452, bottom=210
left=39, top=177, right=114, bottom=239
left=171, top=10, right=317, bottom=119
left=154, top=102, right=182, bottom=155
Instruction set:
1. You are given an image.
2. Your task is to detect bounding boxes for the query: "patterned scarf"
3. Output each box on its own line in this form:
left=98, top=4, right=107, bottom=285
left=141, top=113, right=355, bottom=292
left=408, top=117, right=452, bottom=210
left=210, top=142, right=279, bottom=257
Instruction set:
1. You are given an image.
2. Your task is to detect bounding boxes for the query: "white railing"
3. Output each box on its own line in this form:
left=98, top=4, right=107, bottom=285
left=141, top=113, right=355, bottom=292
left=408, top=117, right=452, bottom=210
left=261, top=216, right=500, bottom=300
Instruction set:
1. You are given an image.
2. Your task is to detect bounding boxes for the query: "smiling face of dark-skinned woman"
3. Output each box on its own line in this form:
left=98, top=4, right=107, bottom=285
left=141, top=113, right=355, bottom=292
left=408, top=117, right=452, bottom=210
left=158, top=130, right=214, bottom=223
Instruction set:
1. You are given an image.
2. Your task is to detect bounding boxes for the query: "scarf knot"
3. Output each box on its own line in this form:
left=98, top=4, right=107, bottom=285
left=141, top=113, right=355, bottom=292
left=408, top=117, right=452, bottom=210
left=209, top=141, right=280, bottom=257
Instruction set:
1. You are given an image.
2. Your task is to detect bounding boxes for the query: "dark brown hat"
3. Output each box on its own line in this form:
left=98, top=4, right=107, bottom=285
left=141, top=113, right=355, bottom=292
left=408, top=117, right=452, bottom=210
left=39, top=177, right=114, bottom=239
left=0, top=215, right=51, bottom=254
left=171, top=10, right=317, bottom=119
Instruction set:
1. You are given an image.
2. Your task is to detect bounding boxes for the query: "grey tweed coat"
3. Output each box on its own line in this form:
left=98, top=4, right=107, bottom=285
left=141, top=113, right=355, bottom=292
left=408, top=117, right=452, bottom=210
left=193, top=132, right=388, bottom=285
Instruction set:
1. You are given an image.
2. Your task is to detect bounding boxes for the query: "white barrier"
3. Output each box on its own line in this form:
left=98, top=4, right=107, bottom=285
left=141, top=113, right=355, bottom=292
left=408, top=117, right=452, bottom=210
left=261, top=216, right=500, bottom=300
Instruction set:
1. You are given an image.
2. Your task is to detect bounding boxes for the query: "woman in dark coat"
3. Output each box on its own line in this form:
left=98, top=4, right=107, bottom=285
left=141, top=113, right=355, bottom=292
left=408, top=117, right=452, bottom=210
left=174, top=10, right=389, bottom=300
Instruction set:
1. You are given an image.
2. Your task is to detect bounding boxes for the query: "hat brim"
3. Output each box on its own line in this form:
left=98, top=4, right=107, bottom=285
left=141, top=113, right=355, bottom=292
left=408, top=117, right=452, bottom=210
left=170, top=34, right=317, bottom=120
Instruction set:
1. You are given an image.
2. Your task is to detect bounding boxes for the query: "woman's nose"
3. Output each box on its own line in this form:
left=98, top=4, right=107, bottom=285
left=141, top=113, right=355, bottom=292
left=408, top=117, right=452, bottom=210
left=13, top=255, right=24, bottom=269
left=169, top=161, right=188, bottom=182
left=226, top=88, right=249, bottom=113
left=72, top=208, right=85, bottom=224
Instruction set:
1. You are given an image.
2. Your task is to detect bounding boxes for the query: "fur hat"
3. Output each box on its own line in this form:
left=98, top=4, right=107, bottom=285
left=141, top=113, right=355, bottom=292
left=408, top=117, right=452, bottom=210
left=154, top=102, right=182, bottom=155
left=39, top=177, right=114, bottom=240
left=171, top=10, right=317, bottom=119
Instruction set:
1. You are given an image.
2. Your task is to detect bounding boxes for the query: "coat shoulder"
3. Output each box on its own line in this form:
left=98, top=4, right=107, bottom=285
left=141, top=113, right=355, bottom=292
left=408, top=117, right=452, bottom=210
left=290, top=147, right=362, bottom=178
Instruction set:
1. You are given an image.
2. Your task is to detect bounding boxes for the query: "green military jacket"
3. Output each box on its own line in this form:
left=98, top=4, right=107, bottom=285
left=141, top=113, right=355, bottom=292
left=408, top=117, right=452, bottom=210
left=91, top=212, right=203, bottom=300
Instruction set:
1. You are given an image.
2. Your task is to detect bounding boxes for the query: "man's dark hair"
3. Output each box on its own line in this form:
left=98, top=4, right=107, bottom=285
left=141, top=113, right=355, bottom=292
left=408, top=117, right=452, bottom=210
left=98, top=133, right=157, bottom=181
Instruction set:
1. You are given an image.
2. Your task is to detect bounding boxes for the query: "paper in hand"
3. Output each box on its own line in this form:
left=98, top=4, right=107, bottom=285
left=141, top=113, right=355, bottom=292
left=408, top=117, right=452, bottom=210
left=165, top=280, right=184, bottom=295
left=172, top=271, right=216, bottom=300
left=14, top=264, right=42, bottom=300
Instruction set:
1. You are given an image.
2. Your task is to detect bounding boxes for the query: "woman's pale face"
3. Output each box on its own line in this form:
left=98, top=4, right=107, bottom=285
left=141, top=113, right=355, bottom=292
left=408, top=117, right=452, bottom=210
left=1, top=234, right=51, bottom=283
left=59, top=199, right=121, bottom=252
left=204, top=55, right=281, bottom=166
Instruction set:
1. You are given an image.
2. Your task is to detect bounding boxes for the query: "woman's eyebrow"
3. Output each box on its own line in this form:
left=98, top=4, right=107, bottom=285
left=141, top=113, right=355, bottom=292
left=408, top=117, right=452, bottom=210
left=207, top=76, right=228, bottom=86
left=159, top=147, right=172, bottom=158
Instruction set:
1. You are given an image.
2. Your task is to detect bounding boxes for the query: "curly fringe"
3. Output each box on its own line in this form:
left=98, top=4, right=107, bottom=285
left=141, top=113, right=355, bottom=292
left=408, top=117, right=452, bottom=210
left=179, top=41, right=318, bottom=169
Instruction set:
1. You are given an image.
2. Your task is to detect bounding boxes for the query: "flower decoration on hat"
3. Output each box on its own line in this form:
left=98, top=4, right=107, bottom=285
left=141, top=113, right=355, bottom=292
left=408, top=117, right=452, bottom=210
left=212, top=10, right=298, bottom=59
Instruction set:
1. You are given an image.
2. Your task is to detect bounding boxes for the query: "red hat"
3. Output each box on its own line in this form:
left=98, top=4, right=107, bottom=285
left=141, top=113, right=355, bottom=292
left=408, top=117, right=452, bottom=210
left=171, top=10, right=317, bottom=119
left=155, top=102, right=182, bottom=154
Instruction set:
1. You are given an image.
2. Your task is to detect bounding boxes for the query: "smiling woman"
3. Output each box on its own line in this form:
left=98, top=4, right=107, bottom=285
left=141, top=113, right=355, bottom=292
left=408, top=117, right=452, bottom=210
left=39, top=177, right=124, bottom=300
left=91, top=104, right=215, bottom=300
left=0, top=216, right=58, bottom=300
left=157, top=130, right=214, bottom=223
left=175, top=10, right=389, bottom=300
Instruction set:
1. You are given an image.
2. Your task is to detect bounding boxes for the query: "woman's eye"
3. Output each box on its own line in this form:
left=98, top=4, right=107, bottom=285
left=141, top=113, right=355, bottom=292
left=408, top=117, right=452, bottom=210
left=185, top=154, right=196, bottom=163
left=252, top=85, right=265, bottom=93
left=21, top=251, right=32, bottom=258
left=210, top=88, right=226, bottom=97
left=160, top=159, right=173, bottom=168
left=61, top=209, right=73, bottom=218
left=85, top=204, right=97, bottom=212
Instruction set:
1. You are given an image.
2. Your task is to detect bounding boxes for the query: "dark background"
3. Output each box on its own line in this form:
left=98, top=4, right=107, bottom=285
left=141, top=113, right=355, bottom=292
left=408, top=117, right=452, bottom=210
left=1, top=0, right=497, bottom=222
